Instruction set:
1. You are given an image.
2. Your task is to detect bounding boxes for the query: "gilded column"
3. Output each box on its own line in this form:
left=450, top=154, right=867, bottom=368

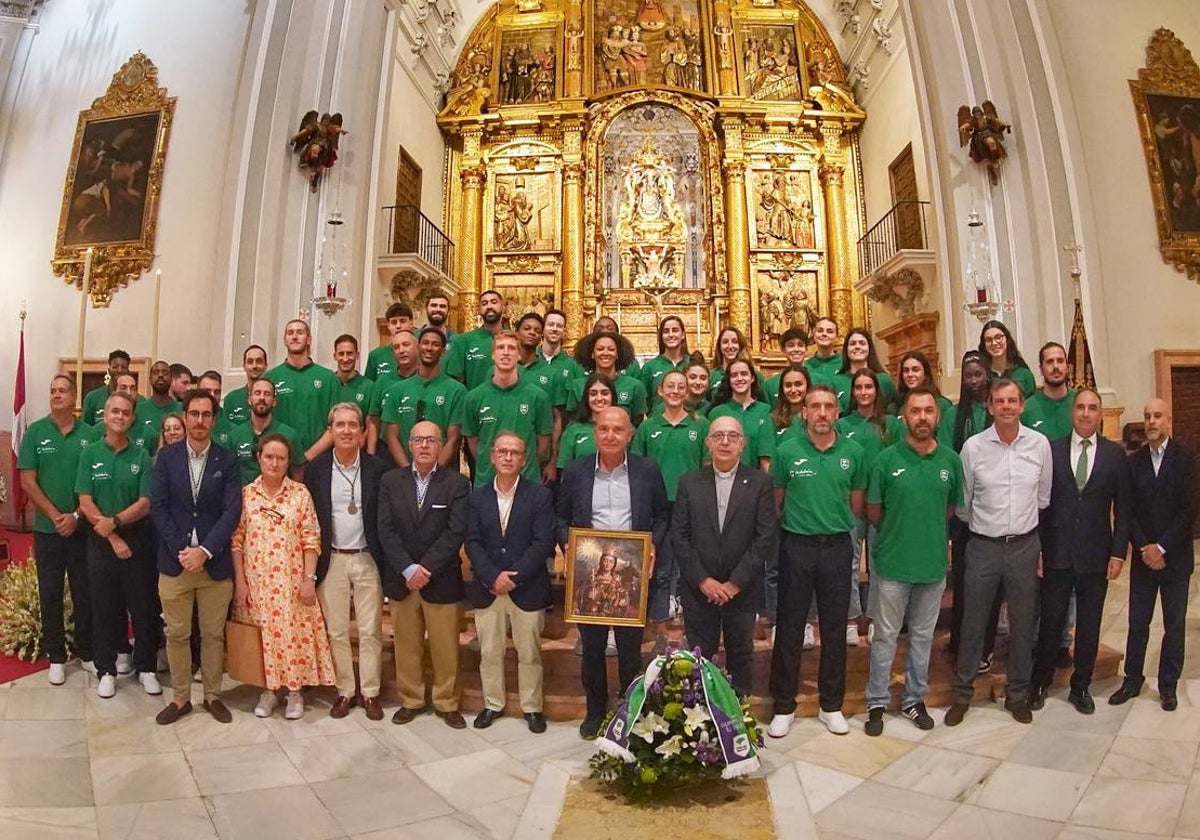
left=561, top=162, right=585, bottom=341
left=457, top=165, right=487, bottom=331
left=820, top=159, right=853, bottom=331
left=722, top=159, right=752, bottom=336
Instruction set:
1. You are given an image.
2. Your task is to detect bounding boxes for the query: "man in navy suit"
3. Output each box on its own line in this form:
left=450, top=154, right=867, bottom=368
left=149, top=390, right=243, bottom=724
left=466, top=431, right=555, bottom=734
left=557, top=407, right=670, bottom=739
left=1030, top=389, right=1130, bottom=714
left=1110, top=397, right=1197, bottom=711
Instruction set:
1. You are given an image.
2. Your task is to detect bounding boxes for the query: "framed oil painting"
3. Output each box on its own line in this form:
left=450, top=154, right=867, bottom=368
left=494, top=24, right=561, bottom=106
left=564, top=527, right=653, bottom=626
left=737, top=22, right=805, bottom=103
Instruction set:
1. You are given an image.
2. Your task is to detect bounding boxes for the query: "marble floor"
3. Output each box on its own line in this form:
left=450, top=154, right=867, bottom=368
left=3, top=566, right=1200, bottom=840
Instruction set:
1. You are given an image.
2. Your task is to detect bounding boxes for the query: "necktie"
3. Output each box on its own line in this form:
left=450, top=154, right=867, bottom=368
left=1075, top=439, right=1091, bottom=491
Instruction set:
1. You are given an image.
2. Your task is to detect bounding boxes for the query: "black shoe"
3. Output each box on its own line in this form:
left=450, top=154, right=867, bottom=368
left=1068, top=689, right=1096, bottom=715
left=524, top=712, right=547, bottom=734
left=392, top=705, right=429, bottom=725
left=864, top=707, right=885, bottom=737
left=901, top=702, right=935, bottom=731
left=944, top=703, right=969, bottom=727
left=155, top=701, right=192, bottom=725
left=579, top=715, right=604, bottom=740
left=203, top=698, right=233, bottom=724
left=1162, top=692, right=1178, bottom=712
left=472, top=708, right=501, bottom=729
left=1108, top=681, right=1143, bottom=706
left=977, top=653, right=994, bottom=674
left=1055, top=646, right=1074, bottom=669
left=1029, top=684, right=1047, bottom=711
left=1004, top=698, right=1033, bottom=724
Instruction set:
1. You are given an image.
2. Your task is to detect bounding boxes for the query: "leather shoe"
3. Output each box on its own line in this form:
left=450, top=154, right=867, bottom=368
left=1108, top=681, right=1144, bottom=706
left=361, top=696, right=383, bottom=721
left=579, top=714, right=604, bottom=740
left=1005, top=698, right=1033, bottom=724
left=155, top=701, right=192, bottom=725
left=330, top=695, right=356, bottom=719
left=1162, top=692, right=1179, bottom=712
left=473, top=708, right=501, bottom=729
left=1029, top=684, right=1047, bottom=711
left=438, top=710, right=467, bottom=729
left=203, top=698, right=232, bottom=724
left=1068, top=689, right=1096, bottom=715
left=392, top=705, right=428, bottom=725
left=524, top=712, right=547, bottom=734
left=943, top=703, right=969, bottom=727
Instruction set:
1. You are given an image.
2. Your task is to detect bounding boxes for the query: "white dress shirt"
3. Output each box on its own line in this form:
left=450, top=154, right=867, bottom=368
left=187, top=441, right=212, bottom=556
left=591, top=454, right=632, bottom=531
left=1070, top=431, right=1099, bottom=485
left=960, top=423, right=1053, bottom=537
left=329, top=451, right=367, bottom=551
left=495, top=475, right=520, bottom=535
left=1150, top=437, right=1170, bottom=476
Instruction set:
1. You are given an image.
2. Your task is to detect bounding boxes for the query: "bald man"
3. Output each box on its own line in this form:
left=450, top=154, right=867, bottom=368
left=1110, top=398, right=1197, bottom=711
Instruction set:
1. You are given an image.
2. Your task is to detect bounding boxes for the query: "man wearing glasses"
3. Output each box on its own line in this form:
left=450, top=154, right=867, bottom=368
left=382, top=327, right=466, bottom=469
left=228, top=379, right=304, bottom=484
left=149, top=389, right=243, bottom=723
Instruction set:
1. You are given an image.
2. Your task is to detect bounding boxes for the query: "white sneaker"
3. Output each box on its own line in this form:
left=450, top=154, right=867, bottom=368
left=803, top=623, right=816, bottom=650
left=846, top=623, right=860, bottom=647
left=767, top=713, right=794, bottom=738
left=255, top=690, right=280, bottom=718
left=48, top=663, right=66, bottom=685
left=79, top=660, right=98, bottom=677
left=605, top=630, right=618, bottom=657
left=115, top=653, right=133, bottom=675
left=866, top=623, right=875, bottom=645
left=97, top=674, right=116, bottom=698
left=285, top=691, right=304, bottom=720
left=819, top=709, right=850, bottom=735
left=139, top=672, right=163, bottom=695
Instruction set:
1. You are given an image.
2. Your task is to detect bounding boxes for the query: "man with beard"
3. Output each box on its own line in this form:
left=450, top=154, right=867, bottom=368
left=223, top=345, right=268, bottom=427
left=1022, top=342, right=1076, bottom=442
left=196, top=371, right=234, bottom=449
left=265, top=319, right=337, bottom=460
left=425, top=293, right=455, bottom=343
left=168, top=364, right=193, bottom=402
left=382, top=327, right=465, bottom=469
left=364, top=302, right=414, bottom=381
left=135, top=361, right=182, bottom=431
left=515, top=312, right=564, bottom=480
left=81, top=349, right=131, bottom=426
left=368, top=329, right=419, bottom=460
left=333, top=334, right=376, bottom=412
left=228, top=378, right=305, bottom=484
left=446, top=289, right=505, bottom=391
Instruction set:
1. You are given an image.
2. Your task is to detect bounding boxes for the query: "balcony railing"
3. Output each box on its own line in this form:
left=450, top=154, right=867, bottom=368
left=857, top=200, right=930, bottom=278
left=382, top=204, right=455, bottom=277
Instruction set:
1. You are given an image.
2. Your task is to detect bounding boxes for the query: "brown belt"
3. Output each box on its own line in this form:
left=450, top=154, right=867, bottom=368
left=331, top=547, right=368, bottom=554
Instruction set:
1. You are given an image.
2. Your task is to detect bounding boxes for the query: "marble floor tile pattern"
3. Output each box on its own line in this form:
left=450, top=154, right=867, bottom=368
left=3, top=569, right=1200, bottom=838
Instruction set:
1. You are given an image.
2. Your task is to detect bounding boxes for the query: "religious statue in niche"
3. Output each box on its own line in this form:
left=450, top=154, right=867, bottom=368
left=757, top=269, right=818, bottom=352
left=752, top=170, right=816, bottom=249
left=741, top=24, right=804, bottom=102
left=957, top=100, right=1011, bottom=186
left=616, top=138, right=688, bottom=289
left=491, top=173, right=556, bottom=252
left=496, top=27, right=558, bottom=106
left=291, top=111, right=347, bottom=192
left=593, top=0, right=706, bottom=93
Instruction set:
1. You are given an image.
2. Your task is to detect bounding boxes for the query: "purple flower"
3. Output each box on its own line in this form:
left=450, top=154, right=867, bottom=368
left=683, top=691, right=695, bottom=704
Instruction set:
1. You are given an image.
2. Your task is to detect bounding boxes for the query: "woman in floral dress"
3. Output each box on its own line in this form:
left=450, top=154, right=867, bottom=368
left=231, top=434, right=335, bottom=719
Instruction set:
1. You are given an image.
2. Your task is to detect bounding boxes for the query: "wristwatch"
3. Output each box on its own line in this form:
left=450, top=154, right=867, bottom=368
left=112, top=514, right=122, bottom=529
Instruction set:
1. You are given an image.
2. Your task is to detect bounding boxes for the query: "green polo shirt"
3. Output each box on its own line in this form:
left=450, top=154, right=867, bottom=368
left=223, top=385, right=250, bottom=426
left=706, top=400, right=773, bottom=468
left=938, top=400, right=989, bottom=452
left=127, top=412, right=161, bottom=455
left=706, top=367, right=766, bottom=400
left=462, top=377, right=553, bottom=485
left=364, top=344, right=396, bottom=381
left=564, top=373, right=648, bottom=419
left=868, top=441, right=964, bottom=584
left=623, top=357, right=642, bottom=380
left=335, top=372, right=376, bottom=414
left=266, top=360, right=337, bottom=452
left=369, top=369, right=416, bottom=419
left=135, top=397, right=181, bottom=432
left=74, top=436, right=152, bottom=517
left=831, top=370, right=897, bottom=415
left=640, top=355, right=689, bottom=408
left=804, top=353, right=842, bottom=387
left=772, top=415, right=809, bottom=450
left=538, top=347, right=583, bottom=397
left=834, top=412, right=906, bottom=468
left=1022, top=389, right=1076, bottom=441
left=228, top=418, right=304, bottom=484
left=763, top=372, right=784, bottom=407
left=17, top=415, right=93, bottom=533
left=81, top=386, right=111, bottom=426
left=521, top=357, right=566, bottom=408
left=558, top=420, right=598, bottom=468
left=444, top=327, right=496, bottom=390
left=631, top=411, right=709, bottom=500
left=380, top=372, right=466, bottom=460
left=772, top=433, right=868, bottom=535
left=994, top=364, right=1037, bottom=398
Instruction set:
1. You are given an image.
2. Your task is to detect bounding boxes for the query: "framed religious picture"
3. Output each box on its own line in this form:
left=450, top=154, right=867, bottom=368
left=52, top=52, right=175, bottom=306
left=493, top=23, right=562, bottom=107
left=486, top=170, right=560, bottom=254
left=591, top=0, right=708, bottom=94
left=748, top=168, right=820, bottom=251
left=1129, top=28, right=1200, bottom=281
left=735, top=21, right=806, bottom=103
left=564, top=527, right=653, bottom=627
left=752, top=265, right=821, bottom=355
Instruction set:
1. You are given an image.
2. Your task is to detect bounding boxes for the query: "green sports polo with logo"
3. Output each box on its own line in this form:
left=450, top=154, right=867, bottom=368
left=803, top=353, right=842, bottom=387
left=135, top=397, right=181, bottom=433
left=364, top=343, right=396, bottom=381
left=81, top=385, right=111, bottom=426
left=630, top=411, right=709, bottom=500
left=868, top=441, right=964, bottom=583
left=521, top=357, right=567, bottom=408
left=265, top=360, right=337, bottom=453
left=380, top=372, right=466, bottom=461
left=772, top=415, right=808, bottom=450
left=462, top=377, right=553, bottom=485
left=706, top=367, right=765, bottom=400
left=706, top=400, right=773, bottom=468
left=17, top=416, right=93, bottom=533
left=834, top=412, right=906, bottom=467
left=127, top=412, right=161, bottom=455
left=228, top=418, right=305, bottom=485
left=1022, top=389, right=1076, bottom=441
left=336, top=372, right=376, bottom=414
left=640, top=355, right=689, bottom=408
left=444, top=327, right=496, bottom=390
left=938, top=400, right=989, bottom=452
left=772, top=432, right=868, bottom=535
left=223, top=385, right=251, bottom=426
left=538, top=347, right=583, bottom=398
left=557, top=420, right=598, bottom=468
left=563, top=373, right=648, bottom=419
left=831, top=370, right=897, bottom=415
left=75, top=436, right=153, bottom=516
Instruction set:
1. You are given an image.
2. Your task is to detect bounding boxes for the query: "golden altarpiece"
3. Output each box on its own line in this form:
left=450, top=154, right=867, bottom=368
left=438, top=0, right=867, bottom=362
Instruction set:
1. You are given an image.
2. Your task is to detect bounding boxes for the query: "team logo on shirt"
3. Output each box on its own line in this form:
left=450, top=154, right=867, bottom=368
left=891, top=468, right=906, bottom=477
left=467, top=347, right=486, bottom=361
left=845, top=431, right=856, bottom=438
left=651, top=431, right=663, bottom=439
left=619, top=391, right=630, bottom=402
left=576, top=435, right=589, bottom=444
left=435, top=395, right=445, bottom=406
left=538, top=375, right=550, bottom=386
left=313, top=379, right=323, bottom=389
left=940, top=469, right=950, bottom=482
left=688, top=430, right=698, bottom=441
left=519, top=403, right=530, bottom=415
left=130, top=463, right=140, bottom=475
left=1031, top=420, right=1044, bottom=428
left=355, top=393, right=365, bottom=403
left=840, top=458, right=850, bottom=471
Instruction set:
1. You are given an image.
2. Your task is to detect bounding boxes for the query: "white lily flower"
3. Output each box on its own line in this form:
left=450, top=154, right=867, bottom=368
left=655, top=734, right=683, bottom=758
left=683, top=704, right=711, bottom=733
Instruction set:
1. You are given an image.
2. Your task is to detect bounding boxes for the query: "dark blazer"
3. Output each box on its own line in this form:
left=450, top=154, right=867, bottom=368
left=303, top=450, right=389, bottom=584
left=377, top=465, right=470, bottom=602
left=1039, top=435, right=1131, bottom=573
left=465, top=479, right=554, bottom=611
left=555, top=453, right=671, bottom=554
left=150, top=441, right=243, bottom=579
left=671, top=464, right=779, bottom=611
left=1128, top=439, right=1197, bottom=574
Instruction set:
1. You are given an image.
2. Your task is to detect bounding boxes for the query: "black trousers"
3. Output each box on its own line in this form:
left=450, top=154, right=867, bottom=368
left=34, top=531, right=93, bottom=663
left=769, top=531, right=852, bottom=714
left=579, top=623, right=643, bottom=718
left=948, top=520, right=1002, bottom=659
left=87, top=527, right=158, bottom=678
left=681, top=588, right=757, bottom=698
left=1125, top=559, right=1192, bottom=694
left=1033, top=567, right=1108, bottom=692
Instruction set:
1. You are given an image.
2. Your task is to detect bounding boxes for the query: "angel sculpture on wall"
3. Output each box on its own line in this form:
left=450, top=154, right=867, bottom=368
left=957, top=100, right=1011, bottom=186
left=290, top=111, right=347, bottom=193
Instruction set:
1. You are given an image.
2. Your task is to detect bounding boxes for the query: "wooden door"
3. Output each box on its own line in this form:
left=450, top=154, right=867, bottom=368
left=393, top=147, right=422, bottom=253
left=889, top=144, right=923, bottom=250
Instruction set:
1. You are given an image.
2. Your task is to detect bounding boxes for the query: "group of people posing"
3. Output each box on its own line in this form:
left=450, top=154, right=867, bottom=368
left=17, top=289, right=1194, bottom=742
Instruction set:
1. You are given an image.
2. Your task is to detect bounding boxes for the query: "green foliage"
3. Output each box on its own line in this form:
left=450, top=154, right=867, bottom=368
left=0, top=559, right=73, bottom=662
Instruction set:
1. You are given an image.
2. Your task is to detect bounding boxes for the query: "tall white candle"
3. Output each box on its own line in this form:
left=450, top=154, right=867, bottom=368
left=150, top=269, right=162, bottom=363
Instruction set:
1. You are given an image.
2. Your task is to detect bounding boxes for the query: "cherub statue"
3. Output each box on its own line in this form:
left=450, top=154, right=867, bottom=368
left=957, top=100, right=1011, bottom=185
left=291, top=111, right=347, bottom=193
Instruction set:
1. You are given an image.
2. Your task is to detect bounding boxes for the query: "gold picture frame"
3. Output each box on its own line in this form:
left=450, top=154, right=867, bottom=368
left=51, top=52, right=176, bottom=306
left=563, top=527, right=653, bottom=627
left=1129, top=28, right=1200, bottom=283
